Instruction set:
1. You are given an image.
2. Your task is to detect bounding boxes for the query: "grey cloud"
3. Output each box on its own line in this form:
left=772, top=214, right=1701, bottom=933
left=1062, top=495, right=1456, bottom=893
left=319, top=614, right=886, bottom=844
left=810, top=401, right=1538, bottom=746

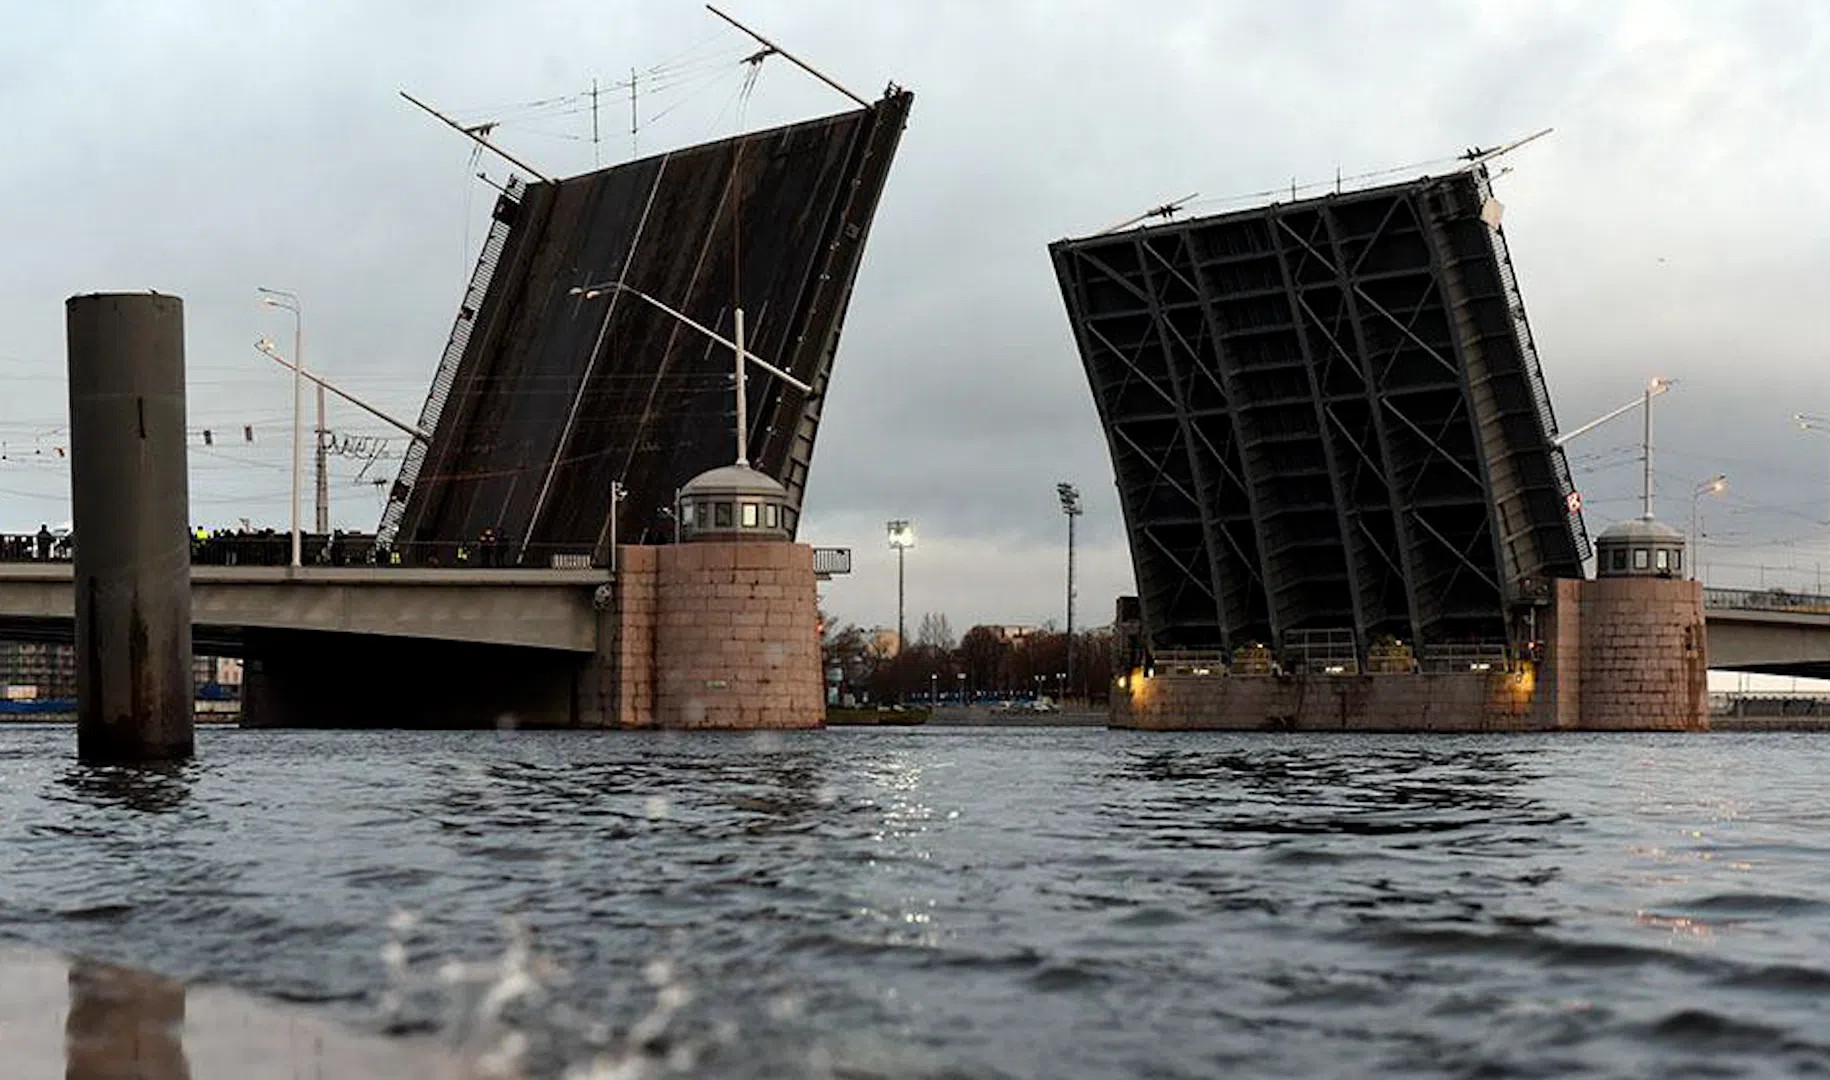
left=4, top=1, right=1830, bottom=628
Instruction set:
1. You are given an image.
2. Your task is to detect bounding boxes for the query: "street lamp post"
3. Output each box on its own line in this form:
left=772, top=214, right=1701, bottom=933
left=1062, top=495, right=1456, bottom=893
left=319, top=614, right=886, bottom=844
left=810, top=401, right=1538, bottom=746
left=887, top=520, right=915, bottom=703
left=1689, top=474, right=1727, bottom=581
left=956, top=670, right=966, bottom=707
left=257, top=288, right=304, bottom=568
left=929, top=672, right=938, bottom=706
left=1553, top=376, right=1673, bottom=522
left=1057, top=482, right=1082, bottom=701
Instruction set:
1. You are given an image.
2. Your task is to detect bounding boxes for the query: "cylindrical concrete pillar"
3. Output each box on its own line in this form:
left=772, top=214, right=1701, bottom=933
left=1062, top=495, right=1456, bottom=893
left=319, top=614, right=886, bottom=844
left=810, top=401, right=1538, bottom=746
left=66, top=293, right=194, bottom=761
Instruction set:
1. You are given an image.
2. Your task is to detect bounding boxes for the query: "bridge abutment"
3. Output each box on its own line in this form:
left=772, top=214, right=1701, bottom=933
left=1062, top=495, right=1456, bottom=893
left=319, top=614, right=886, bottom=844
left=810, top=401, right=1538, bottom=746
left=236, top=542, right=823, bottom=730
left=1111, top=576, right=1707, bottom=732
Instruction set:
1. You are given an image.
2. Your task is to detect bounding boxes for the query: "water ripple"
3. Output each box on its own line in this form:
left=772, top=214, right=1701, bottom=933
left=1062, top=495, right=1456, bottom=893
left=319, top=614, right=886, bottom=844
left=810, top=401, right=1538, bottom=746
left=0, top=725, right=1827, bottom=1077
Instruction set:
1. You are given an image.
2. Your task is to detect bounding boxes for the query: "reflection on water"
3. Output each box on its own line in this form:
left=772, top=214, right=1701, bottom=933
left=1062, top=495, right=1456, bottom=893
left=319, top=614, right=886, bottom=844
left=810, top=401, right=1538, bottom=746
left=1, top=726, right=1828, bottom=1078
left=57, top=762, right=195, bottom=814
left=66, top=957, right=189, bottom=1080
left=0, top=949, right=454, bottom=1078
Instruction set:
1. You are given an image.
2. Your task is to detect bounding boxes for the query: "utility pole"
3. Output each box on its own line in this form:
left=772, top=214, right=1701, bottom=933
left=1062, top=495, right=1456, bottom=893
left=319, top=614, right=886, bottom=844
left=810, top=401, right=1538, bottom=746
left=1057, top=483, right=1082, bottom=700
left=1642, top=379, right=1656, bottom=519
left=314, top=382, right=329, bottom=534
left=591, top=77, right=600, bottom=168
left=630, top=67, right=638, bottom=158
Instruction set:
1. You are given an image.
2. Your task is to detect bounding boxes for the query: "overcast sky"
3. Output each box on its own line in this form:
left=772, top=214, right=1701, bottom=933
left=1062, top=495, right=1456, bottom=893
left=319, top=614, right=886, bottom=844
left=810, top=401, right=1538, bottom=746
left=2, top=1, right=1829, bottom=636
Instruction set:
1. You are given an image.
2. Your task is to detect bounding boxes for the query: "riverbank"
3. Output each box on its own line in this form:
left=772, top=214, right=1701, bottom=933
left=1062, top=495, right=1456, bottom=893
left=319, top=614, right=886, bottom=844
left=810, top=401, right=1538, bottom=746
left=925, top=704, right=1107, bottom=726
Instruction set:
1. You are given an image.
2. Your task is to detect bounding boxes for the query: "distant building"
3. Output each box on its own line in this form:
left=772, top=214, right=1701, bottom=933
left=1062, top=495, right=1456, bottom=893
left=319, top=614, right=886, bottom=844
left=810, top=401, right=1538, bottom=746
left=868, top=628, right=902, bottom=658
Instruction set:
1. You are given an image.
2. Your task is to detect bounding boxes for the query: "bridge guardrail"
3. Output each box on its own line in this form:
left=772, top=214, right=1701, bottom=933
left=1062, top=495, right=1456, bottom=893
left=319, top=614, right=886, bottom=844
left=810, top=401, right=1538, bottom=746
left=0, top=533, right=605, bottom=571
left=1704, top=586, right=1830, bottom=617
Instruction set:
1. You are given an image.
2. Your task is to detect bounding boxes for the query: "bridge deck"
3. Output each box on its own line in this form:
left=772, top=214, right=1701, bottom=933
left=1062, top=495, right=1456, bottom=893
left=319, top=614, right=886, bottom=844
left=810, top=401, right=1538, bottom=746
left=0, top=564, right=609, bottom=653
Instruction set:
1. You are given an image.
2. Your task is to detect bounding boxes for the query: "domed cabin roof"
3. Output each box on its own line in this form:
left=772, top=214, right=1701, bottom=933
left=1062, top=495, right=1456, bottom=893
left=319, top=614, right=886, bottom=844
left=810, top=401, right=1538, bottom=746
left=677, top=464, right=794, bottom=542
left=1595, top=515, right=1686, bottom=578
left=1596, top=517, right=1684, bottom=545
left=681, top=464, right=790, bottom=499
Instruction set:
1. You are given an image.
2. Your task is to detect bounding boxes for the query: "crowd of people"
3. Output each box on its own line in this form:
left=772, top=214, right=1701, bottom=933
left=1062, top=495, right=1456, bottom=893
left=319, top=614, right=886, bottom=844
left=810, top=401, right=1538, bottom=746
left=2, top=523, right=578, bottom=569
left=0, top=525, right=69, bottom=562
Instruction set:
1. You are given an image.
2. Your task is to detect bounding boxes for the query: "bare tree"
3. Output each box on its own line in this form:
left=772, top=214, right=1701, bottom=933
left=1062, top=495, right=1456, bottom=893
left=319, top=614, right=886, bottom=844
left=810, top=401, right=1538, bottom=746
left=915, top=611, right=955, bottom=650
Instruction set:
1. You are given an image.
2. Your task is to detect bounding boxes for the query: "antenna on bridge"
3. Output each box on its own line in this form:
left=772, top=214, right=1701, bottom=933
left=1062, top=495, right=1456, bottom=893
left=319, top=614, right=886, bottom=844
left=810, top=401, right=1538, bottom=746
left=1095, top=193, right=1199, bottom=237
left=399, top=90, right=555, bottom=184
left=704, top=4, right=868, bottom=108
left=1458, top=127, right=1553, bottom=172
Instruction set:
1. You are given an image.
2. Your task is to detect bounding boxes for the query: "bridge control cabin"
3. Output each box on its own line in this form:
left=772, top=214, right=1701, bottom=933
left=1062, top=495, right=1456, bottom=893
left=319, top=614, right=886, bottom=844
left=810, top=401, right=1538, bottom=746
left=1594, top=517, right=1685, bottom=579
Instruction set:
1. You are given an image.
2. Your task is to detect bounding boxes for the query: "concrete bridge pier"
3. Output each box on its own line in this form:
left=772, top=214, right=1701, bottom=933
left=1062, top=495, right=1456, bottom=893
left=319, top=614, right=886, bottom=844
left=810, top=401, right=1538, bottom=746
left=66, top=293, right=194, bottom=761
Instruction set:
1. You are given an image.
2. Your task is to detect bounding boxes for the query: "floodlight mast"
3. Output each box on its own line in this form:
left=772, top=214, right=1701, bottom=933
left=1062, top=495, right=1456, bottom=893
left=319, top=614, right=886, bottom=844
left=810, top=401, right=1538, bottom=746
left=1057, top=482, right=1083, bottom=700
left=887, top=519, right=915, bottom=703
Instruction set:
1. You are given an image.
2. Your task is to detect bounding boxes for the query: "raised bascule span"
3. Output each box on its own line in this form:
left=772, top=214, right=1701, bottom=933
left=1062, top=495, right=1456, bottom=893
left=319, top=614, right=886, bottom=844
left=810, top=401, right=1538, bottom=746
left=1052, top=167, right=1590, bottom=665
left=383, top=87, right=914, bottom=563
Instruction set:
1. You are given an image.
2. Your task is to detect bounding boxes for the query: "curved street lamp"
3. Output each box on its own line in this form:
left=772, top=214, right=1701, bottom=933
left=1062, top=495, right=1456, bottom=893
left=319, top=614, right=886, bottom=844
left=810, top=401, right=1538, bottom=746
left=257, top=288, right=304, bottom=568
left=1689, top=474, right=1726, bottom=581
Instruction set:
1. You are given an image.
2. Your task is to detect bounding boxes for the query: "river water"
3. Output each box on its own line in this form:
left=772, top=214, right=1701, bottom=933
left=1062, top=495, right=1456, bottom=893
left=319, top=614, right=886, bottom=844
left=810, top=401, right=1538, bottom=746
left=1, top=725, right=1827, bottom=1078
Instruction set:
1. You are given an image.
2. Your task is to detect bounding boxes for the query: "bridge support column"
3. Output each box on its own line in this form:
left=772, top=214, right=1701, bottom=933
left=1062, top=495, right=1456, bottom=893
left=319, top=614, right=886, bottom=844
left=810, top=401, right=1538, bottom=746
left=649, top=542, right=822, bottom=729
left=1545, top=576, right=1707, bottom=730
left=66, top=293, right=193, bottom=761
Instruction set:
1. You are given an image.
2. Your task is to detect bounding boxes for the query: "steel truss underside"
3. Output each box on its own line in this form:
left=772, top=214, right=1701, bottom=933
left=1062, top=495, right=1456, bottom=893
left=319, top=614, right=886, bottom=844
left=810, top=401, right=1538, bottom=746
left=1053, top=170, right=1587, bottom=658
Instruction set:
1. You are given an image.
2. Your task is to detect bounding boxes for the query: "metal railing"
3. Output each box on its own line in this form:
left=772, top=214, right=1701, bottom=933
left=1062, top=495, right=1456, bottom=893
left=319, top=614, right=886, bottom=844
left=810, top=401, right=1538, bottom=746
left=1417, top=642, right=1511, bottom=673
left=376, top=177, right=527, bottom=548
left=0, top=534, right=72, bottom=562
left=1476, top=167, right=1592, bottom=564
left=1282, top=628, right=1359, bottom=675
left=0, top=533, right=603, bottom=571
left=1704, top=586, right=1830, bottom=617
left=1151, top=649, right=1228, bottom=676
left=812, top=547, right=852, bottom=576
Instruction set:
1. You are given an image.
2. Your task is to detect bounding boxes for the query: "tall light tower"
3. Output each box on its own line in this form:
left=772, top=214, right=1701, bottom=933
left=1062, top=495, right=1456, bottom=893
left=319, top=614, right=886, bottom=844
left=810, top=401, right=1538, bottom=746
left=887, top=519, right=915, bottom=702
left=1057, top=482, right=1082, bottom=700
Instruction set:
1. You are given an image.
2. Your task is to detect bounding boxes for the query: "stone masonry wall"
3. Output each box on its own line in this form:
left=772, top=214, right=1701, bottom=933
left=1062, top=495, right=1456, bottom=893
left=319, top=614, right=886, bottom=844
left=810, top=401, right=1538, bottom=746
left=596, top=545, right=657, bottom=728
left=1113, top=669, right=1543, bottom=731
left=1113, top=575, right=1707, bottom=732
left=1571, top=575, right=1707, bottom=730
left=652, top=542, right=822, bottom=729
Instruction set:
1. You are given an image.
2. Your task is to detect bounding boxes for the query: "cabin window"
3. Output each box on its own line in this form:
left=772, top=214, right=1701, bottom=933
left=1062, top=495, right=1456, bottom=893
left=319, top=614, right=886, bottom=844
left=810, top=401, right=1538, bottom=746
left=714, top=502, right=733, bottom=528
left=1672, top=549, right=1682, bottom=572
left=694, top=502, right=710, bottom=528
left=764, top=504, right=779, bottom=528
left=1610, top=548, right=1627, bottom=572
left=782, top=507, right=797, bottom=533
left=741, top=502, right=759, bottom=527
left=679, top=500, right=693, bottom=522
left=1633, top=548, right=1650, bottom=570
left=1655, top=549, right=1670, bottom=572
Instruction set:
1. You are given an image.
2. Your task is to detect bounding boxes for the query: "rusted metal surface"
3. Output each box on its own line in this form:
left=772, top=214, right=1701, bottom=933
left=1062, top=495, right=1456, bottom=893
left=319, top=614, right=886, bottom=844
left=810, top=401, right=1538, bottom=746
left=392, top=89, right=913, bottom=558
